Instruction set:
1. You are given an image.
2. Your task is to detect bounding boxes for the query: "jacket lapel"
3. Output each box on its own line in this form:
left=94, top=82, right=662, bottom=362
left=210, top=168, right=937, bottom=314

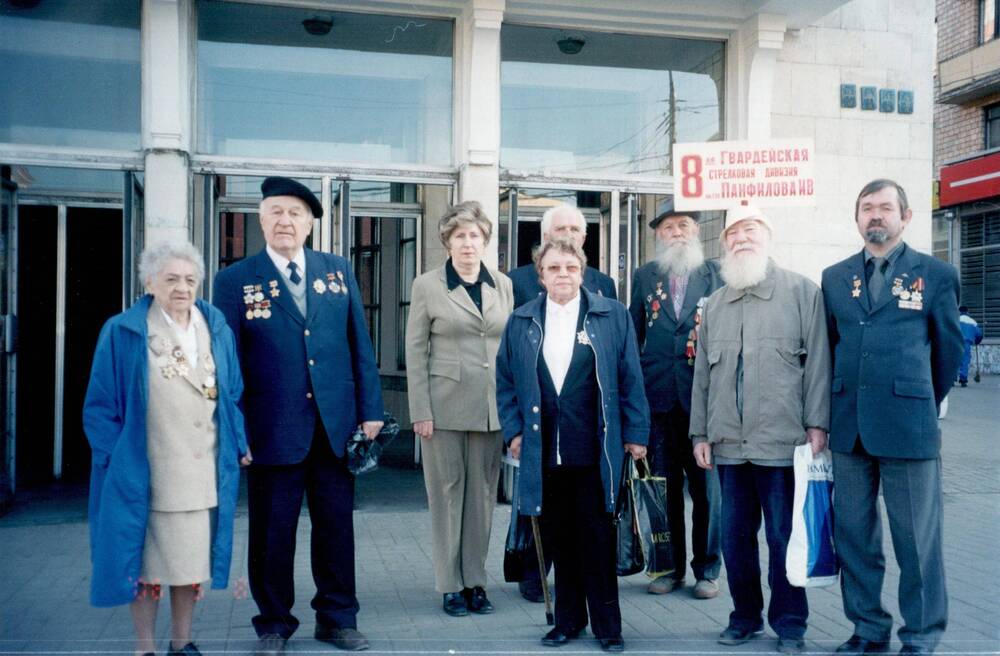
left=439, top=265, right=483, bottom=321
left=255, top=250, right=304, bottom=325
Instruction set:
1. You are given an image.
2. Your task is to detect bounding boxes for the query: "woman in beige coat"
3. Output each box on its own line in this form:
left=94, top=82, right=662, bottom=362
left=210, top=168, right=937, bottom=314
left=406, top=201, right=514, bottom=617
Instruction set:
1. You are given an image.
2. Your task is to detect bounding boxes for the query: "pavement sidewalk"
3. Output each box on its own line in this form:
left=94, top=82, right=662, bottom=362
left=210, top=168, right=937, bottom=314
left=1, top=378, right=998, bottom=654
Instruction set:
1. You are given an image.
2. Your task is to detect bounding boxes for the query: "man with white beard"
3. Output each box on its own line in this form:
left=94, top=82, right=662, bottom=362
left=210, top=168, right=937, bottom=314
left=628, top=200, right=722, bottom=598
left=690, top=205, right=830, bottom=655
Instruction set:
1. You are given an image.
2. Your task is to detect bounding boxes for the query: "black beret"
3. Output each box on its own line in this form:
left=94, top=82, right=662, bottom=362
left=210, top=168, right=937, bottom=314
left=648, top=197, right=700, bottom=229
left=261, top=176, right=323, bottom=219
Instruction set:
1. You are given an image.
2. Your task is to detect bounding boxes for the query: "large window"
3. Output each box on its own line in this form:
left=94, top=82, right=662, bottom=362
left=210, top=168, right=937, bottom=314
left=960, top=212, right=1000, bottom=339
left=500, top=25, right=724, bottom=178
left=0, top=0, right=141, bottom=150
left=197, top=1, right=453, bottom=165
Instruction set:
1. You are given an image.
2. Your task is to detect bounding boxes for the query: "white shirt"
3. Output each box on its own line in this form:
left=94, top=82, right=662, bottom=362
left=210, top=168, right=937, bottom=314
left=160, top=304, right=200, bottom=365
left=266, top=245, right=306, bottom=285
left=542, top=293, right=581, bottom=395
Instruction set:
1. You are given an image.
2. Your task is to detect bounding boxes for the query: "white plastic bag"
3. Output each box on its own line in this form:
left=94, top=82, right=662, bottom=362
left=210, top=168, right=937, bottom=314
left=786, top=444, right=839, bottom=588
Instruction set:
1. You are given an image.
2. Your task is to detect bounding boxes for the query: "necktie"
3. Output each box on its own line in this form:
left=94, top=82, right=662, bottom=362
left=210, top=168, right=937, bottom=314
left=287, top=261, right=302, bottom=286
left=868, top=257, right=886, bottom=304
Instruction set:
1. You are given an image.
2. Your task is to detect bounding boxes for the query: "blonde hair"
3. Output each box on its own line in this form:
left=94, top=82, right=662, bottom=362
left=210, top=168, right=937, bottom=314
left=438, top=200, right=493, bottom=248
left=533, top=237, right=587, bottom=273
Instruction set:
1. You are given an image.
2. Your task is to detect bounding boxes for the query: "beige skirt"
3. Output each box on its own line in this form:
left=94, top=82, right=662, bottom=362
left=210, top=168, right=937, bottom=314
left=140, top=508, right=215, bottom=586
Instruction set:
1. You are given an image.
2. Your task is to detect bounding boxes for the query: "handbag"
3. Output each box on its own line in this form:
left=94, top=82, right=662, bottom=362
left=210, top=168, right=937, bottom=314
left=615, top=459, right=644, bottom=577
left=786, top=444, right=839, bottom=587
left=503, top=464, right=536, bottom=582
left=630, top=458, right=675, bottom=580
left=344, top=413, right=399, bottom=475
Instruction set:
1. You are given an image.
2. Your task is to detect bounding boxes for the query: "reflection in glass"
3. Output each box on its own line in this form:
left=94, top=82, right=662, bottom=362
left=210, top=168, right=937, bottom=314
left=0, top=0, right=140, bottom=149
left=197, top=1, right=453, bottom=164
left=501, top=25, right=724, bottom=177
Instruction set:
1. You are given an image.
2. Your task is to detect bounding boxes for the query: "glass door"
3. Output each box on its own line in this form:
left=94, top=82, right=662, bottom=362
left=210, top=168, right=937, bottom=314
left=0, top=179, right=16, bottom=510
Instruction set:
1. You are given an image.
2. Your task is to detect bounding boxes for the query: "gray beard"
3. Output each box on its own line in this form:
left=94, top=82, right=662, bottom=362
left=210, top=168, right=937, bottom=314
left=720, top=249, right=770, bottom=289
left=655, top=239, right=705, bottom=277
left=865, top=229, right=889, bottom=244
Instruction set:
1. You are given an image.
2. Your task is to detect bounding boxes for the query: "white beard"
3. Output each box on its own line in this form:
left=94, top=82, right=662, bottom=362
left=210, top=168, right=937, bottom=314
left=655, top=238, right=705, bottom=277
left=720, top=249, right=770, bottom=290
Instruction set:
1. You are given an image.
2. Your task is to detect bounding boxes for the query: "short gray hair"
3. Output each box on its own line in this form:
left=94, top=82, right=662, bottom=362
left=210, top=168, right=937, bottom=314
left=438, top=200, right=493, bottom=248
left=540, top=204, right=585, bottom=240
left=533, top=236, right=587, bottom=273
left=139, top=241, right=205, bottom=287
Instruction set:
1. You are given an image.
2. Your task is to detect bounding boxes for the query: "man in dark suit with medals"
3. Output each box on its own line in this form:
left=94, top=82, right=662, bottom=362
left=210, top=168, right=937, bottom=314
left=214, top=177, right=384, bottom=654
left=822, top=180, right=963, bottom=655
left=628, top=200, right=723, bottom=598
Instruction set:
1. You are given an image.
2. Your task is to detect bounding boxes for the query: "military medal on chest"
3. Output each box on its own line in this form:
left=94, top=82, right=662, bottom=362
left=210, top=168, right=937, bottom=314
left=898, top=276, right=924, bottom=311
left=313, top=278, right=326, bottom=294
left=851, top=276, right=861, bottom=298
left=202, top=356, right=218, bottom=400
left=242, top=283, right=273, bottom=320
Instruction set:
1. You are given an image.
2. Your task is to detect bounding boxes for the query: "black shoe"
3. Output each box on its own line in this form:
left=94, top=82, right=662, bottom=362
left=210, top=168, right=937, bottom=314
left=442, top=591, right=469, bottom=617
left=254, top=633, right=287, bottom=656
left=519, top=580, right=545, bottom=603
left=836, top=635, right=891, bottom=653
left=960, top=380, right=968, bottom=387
left=463, top=586, right=494, bottom=614
left=899, top=646, right=932, bottom=654
left=167, top=643, right=202, bottom=656
left=314, top=625, right=370, bottom=651
left=778, top=636, right=805, bottom=654
left=599, top=636, right=625, bottom=652
left=541, top=626, right=584, bottom=647
left=718, top=625, right=765, bottom=646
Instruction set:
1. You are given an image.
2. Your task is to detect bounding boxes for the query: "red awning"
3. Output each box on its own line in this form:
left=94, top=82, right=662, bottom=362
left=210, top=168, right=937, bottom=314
left=940, top=151, right=1000, bottom=206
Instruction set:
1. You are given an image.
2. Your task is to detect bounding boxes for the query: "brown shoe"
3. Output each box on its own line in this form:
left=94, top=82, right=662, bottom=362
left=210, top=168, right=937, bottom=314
left=314, top=625, right=370, bottom=651
left=646, top=575, right=681, bottom=594
left=254, top=633, right=286, bottom=656
left=692, top=579, right=719, bottom=599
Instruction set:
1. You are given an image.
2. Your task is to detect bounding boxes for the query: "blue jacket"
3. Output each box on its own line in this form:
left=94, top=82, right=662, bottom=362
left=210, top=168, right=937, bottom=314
left=213, top=249, right=383, bottom=463
left=496, top=287, right=650, bottom=515
left=508, top=263, right=617, bottom=308
left=822, top=244, right=963, bottom=459
left=83, top=296, right=248, bottom=607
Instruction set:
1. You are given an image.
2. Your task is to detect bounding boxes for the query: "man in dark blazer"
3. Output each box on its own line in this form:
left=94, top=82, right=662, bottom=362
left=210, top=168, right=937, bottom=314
left=508, top=204, right=617, bottom=309
left=506, top=203, right=616, bottom=602
left=214, top=177, right=384, bottom=654
left=822, top=179, right=962, bottom=655
left=629, top=200, right=723, bottom=598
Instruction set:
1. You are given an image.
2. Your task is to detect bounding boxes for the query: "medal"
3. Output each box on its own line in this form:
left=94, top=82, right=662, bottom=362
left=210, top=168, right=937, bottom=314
left=900, top=290, right=911, bottom=300
left=576, top=330, right=591, bottom=345
left=852, top=289, right=861, bottom=298
left=330, top=281, right=341, bottom=294
left=204, top=375, right=216, bottom=388
left=245, top=310, right=254, bottom=320
left=262, top=309, right=271, bottom=319
left=852, top=277, right=861, bottom=298
left=313, top=279, right=326, bottom=294
left=253, top=308, right=262, bottom=318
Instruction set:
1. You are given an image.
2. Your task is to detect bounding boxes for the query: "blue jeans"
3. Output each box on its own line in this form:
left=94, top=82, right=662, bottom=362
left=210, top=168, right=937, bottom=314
left=717, top=463, right=807, bottom=640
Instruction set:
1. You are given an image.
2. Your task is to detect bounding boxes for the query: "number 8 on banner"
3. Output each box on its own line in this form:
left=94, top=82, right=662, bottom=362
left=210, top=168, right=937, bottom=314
left=680, top=155, right=703, bottom=198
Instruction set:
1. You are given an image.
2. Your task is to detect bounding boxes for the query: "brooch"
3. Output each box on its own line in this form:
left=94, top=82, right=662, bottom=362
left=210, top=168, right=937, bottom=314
left=576, top=330, right=591, bottom=345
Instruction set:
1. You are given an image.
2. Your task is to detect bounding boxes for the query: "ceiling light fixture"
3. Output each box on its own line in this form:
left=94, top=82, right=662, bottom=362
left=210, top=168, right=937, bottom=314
left=302, top=16, right=333, bottom=36
left=556, top=36, right=585, bottom=55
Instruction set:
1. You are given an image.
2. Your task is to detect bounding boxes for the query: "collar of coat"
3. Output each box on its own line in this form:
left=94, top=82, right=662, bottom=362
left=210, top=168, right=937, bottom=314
left=721, top=259, right=778, bottom=303
left=117, top=294, right=229, bottom=337
left=512, top=284, right=613, bottom=322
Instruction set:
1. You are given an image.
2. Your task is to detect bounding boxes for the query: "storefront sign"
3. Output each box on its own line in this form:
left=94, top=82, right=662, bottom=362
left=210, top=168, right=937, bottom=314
left=672, top=139, right=817, bottom=210
left=939, top=151, right=1000, bottom=207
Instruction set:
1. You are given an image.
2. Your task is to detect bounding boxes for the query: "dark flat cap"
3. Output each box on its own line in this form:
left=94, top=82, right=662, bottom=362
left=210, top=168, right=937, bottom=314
left=261, top=176, right=323, bottom=218
left=649, top=197, right=700, bottom=229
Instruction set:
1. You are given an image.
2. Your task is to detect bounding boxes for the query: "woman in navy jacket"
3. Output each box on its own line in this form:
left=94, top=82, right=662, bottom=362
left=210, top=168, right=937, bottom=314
left=496, top=238, right=649, bottom=652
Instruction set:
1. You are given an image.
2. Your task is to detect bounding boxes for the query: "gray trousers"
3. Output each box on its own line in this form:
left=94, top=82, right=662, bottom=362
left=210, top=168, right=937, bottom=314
left=832, top=450, right=947, bottom=650
left=421, top=429, right=503, bottom=593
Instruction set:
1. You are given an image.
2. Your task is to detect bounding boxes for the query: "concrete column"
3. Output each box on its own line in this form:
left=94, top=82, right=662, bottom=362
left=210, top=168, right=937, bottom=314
left=727, top=14, right=787, bottom=140
left=141, top=0, right=195, bottom=245
left=456, top=0, right=504, bottom=268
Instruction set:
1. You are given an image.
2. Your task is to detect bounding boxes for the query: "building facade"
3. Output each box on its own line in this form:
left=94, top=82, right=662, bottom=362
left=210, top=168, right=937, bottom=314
left=935, top=0, right=1000, bottom=374
left=0, top=0, right=935, bottom=509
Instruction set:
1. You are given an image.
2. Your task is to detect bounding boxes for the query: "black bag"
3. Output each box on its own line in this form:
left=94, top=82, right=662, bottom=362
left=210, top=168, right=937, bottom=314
left=344, top=413, right=399, bottom=475
left=630, top=458, right=675, bottom=579
left=503, top=465, right=535, bottom=582
left=615, top=461, right=644, bottom=577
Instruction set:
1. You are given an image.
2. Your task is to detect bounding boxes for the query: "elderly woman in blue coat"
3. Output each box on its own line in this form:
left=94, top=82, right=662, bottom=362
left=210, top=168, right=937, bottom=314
left=83, top=241, right=249, bottom=656
left=496, top=237, right=650, bottom=653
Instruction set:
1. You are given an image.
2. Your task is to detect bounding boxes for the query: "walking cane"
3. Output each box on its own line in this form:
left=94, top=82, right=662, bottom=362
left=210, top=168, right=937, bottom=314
left=530, top=516, right=554, bottom=626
